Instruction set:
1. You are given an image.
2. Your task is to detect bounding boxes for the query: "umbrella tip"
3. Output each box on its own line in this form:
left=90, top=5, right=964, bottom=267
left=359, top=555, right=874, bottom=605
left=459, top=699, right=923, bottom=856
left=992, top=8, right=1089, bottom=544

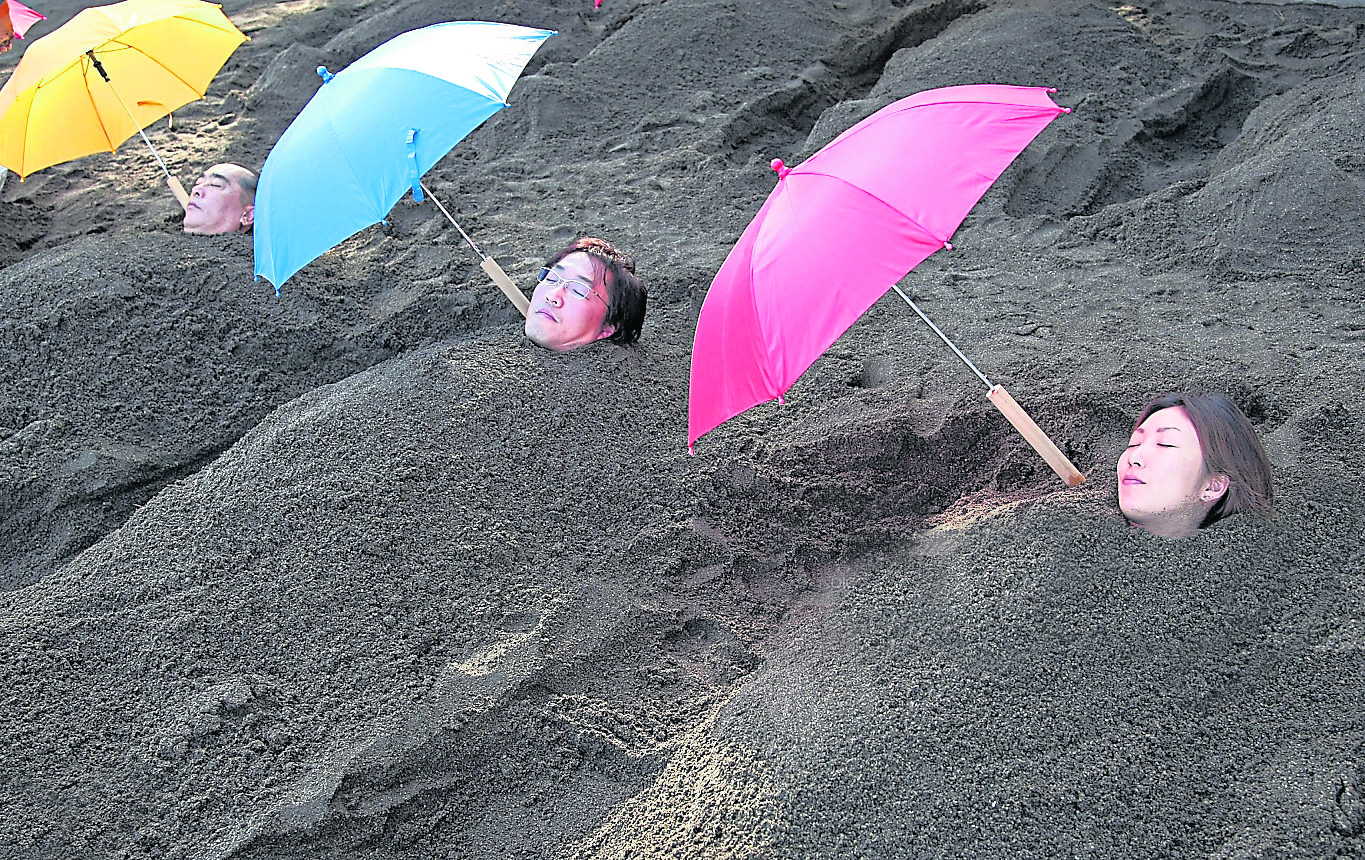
left=770, top=158, right=791, bottom=179
left=687, top=444, right=695, bottom=456
left=317, top=66, right=334, bottom=83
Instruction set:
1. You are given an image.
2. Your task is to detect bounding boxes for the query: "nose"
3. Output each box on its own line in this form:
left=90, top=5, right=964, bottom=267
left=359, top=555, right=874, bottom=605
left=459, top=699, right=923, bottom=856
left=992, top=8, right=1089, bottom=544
left=542, top=281, right=567, bottom=305
left=1125, top=446, right=1143, bottom=468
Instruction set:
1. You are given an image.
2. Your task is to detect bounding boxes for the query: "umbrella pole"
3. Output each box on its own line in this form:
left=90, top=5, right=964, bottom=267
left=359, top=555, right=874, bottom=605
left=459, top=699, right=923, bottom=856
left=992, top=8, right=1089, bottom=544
left=889, top=284, right=1085, bottom=487
left=891, top=284, right=994, bottom=388
left=85, top=51, right=189, bottom=210
left=419, top=180, right=529, bottom=318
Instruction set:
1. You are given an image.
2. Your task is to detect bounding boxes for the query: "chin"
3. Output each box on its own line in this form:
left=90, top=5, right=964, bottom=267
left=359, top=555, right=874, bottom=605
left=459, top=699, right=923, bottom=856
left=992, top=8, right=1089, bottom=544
left=524, top=327, right=555, bottom=350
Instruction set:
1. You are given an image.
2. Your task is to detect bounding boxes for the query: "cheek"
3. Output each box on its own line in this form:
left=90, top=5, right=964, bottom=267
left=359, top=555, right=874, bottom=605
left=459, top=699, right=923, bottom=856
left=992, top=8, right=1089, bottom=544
left=561, top=303, right=595, bottom=330
left=1150, top=460, right=1208, bottom=506
left=582, top=303, right=610, bottom=332
left=1173, top=454, right=1208, bottom=488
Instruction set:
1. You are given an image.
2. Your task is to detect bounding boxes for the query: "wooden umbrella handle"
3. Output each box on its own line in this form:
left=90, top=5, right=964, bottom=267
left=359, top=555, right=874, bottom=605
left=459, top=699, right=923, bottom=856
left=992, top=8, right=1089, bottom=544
left=481, top=257, right=530, bottom=317
left=987, top=384, right=1086, bottom=487
left=166, top=175, right=190, bottom=211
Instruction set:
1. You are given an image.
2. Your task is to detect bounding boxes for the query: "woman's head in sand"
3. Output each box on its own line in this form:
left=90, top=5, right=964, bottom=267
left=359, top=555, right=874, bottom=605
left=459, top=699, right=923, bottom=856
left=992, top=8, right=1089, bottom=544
left=183, top=163, right=257, bottom=235
left=525, top=237, right=646, bottom=352
left=1117, top=392, right=1273, bottom=539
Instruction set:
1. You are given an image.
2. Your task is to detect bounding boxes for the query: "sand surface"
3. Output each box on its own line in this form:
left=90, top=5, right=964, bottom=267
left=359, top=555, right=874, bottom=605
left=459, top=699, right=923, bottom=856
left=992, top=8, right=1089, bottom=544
left=2, top=0, right=1363, bottom=857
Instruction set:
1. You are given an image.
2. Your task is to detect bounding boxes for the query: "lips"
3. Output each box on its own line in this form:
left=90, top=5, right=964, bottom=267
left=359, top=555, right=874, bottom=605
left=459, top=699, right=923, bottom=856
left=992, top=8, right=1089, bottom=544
left=534, top=307, right=557, bottom=322
left=1119, top=473, right=1144, bottom=485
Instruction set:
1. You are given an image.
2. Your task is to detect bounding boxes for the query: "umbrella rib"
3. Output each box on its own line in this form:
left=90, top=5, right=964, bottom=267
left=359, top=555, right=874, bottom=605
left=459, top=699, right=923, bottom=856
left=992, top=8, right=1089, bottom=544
left=15, top=84, right=32, bottom=175
left=98, top=13, right=244, bottom=97
left=853, top=96, right=1061, bottom=128
left=824, top=96, right=1064, bottom=163
left=794, top=169, right=954, bottom=246
left=103, top=36, right=203, bottom=96
left=79, top=53, right=120, bottom=153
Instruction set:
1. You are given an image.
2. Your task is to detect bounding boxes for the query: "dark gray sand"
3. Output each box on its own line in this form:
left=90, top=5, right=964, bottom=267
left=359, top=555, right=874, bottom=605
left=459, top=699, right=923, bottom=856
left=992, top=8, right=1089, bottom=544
left=2, top=0, right=1363, bottom=857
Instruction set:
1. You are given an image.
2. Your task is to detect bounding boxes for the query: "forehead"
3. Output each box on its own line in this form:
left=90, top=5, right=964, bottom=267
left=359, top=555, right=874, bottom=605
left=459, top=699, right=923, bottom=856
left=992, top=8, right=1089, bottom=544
left=1136, top=406, right=1195, bottom=434
left=553, top=251, right=602, bottom=282
left=200, top=164, right=243, bottom=186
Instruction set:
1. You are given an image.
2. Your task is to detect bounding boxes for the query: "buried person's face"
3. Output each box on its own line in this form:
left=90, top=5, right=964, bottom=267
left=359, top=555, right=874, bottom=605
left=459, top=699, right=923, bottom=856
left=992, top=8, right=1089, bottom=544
left=183, top=164, right=254, bottom=234
left=1117, top=406, right=1229, bottom=539
left=524, top=252, right=616, bottom=352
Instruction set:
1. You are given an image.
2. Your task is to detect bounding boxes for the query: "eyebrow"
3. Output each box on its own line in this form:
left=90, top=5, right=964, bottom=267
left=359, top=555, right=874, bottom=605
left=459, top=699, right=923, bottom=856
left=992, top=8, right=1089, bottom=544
left=1131, top=425, right=1186, bottom=437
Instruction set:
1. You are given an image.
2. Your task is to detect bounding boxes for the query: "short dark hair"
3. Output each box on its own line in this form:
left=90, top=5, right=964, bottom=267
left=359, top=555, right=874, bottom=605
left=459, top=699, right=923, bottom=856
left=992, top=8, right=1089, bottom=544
left=227, top=163, right=258, bottom=204
left=1134, top=392, right=1274, bottom=527
left=543, top=237, right=646, bottom=345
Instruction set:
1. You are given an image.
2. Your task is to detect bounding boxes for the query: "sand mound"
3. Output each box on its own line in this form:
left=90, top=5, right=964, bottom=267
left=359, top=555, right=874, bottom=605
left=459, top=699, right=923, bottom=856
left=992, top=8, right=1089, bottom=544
left=1, top=0, right=1362, bottom=857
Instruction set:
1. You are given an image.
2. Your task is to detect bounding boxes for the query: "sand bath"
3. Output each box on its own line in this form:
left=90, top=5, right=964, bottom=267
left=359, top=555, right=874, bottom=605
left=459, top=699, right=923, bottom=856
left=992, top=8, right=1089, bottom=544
left=1, top=0, right=1363, bottom=857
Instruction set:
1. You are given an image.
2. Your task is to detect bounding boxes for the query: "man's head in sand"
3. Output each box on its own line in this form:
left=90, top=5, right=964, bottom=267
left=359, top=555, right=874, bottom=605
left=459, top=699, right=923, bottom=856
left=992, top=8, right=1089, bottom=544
left=183, top=163, right=256, bottom=235
left=1117, top=392, right=1273, bottom=539
left=525, top=237, right=646, bottom=352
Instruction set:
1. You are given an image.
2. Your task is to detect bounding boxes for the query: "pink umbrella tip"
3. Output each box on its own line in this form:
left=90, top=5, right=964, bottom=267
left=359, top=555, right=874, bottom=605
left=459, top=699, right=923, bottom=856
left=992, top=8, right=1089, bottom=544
left=4, top=0, right=46, bottom=39
left=687, top=444, right=695, bottom=456
left=770, top=158, right=791, bottom=178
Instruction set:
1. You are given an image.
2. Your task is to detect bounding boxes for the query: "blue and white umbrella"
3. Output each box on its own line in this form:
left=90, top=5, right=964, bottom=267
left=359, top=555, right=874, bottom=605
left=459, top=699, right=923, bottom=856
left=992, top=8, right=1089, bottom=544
left=253, top=20, right=554, bottom=304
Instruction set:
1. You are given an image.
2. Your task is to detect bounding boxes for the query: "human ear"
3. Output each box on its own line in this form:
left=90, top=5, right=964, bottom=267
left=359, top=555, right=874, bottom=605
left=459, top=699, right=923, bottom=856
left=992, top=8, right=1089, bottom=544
left=1201, top=474, right=1230, bottom=503
left=240, top=205, right=255, bottom=229
left=594, top=322, right=616, bottom=342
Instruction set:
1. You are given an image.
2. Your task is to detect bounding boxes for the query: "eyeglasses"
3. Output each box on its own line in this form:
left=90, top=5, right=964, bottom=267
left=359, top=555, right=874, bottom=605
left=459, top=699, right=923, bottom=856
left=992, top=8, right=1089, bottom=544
left=538, top=267, right=604, bottom=304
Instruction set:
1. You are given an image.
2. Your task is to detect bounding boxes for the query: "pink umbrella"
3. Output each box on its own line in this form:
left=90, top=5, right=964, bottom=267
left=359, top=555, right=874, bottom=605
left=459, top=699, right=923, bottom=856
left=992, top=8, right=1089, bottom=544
left=688, top=83, right=1084, bottom=485
left=1, top=0, right=45, bottom=48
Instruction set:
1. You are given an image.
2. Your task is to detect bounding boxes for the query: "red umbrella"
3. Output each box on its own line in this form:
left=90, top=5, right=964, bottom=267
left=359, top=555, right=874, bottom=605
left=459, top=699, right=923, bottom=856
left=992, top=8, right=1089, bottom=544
left=688, top=83, right=1083, bottom=486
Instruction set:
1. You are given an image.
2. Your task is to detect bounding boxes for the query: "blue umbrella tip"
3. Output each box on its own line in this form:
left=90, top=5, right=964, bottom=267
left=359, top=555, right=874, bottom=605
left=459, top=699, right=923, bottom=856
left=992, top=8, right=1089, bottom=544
left=317, top=66, right=334, bottom=82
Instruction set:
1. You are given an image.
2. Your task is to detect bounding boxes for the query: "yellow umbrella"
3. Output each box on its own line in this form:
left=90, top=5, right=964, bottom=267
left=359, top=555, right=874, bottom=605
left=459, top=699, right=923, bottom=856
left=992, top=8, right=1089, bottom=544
left=0, top=0, right=246, bottom=206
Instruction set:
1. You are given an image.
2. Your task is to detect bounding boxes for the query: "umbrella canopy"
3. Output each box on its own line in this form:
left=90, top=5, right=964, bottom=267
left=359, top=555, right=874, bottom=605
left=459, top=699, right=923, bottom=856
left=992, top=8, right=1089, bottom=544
left=253, top=20, right=555, bottom=292
left=0, top=0, right=245, bottom=180
left=688, top=84, right=1069, bottom=449
left=2, top=1, right=47, bottom=49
